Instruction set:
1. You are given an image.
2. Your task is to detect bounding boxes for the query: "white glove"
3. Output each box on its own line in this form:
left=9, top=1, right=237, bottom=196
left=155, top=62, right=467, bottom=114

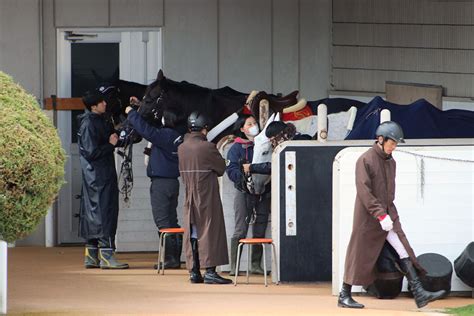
left=379, top=215, right=393, bottom=231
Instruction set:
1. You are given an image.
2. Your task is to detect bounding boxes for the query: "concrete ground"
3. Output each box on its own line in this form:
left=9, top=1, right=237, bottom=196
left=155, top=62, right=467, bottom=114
left=6, top=247, right=472, bottom=315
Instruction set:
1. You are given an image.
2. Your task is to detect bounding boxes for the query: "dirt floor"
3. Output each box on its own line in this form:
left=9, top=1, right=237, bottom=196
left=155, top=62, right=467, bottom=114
left=5, top=247, right=472, bottom=315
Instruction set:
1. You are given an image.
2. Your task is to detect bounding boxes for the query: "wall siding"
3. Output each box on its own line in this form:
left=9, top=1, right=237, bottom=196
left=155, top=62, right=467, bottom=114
left=332, top=0, right=474, bottom=98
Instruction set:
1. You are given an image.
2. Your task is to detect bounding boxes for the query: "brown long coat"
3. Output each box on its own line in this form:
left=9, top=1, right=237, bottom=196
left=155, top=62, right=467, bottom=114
left=343, top=143, right=424, bottom=287
left=178, top=132, right=229, bottom=269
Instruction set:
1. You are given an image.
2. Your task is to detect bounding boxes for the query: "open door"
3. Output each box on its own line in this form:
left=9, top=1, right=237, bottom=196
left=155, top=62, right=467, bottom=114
left=56, top=29, right=161, bottom=250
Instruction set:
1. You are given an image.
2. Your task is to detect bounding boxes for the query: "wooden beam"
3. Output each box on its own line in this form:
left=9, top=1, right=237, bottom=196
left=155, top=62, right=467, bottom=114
left=44, top=97, right=84, bottom=110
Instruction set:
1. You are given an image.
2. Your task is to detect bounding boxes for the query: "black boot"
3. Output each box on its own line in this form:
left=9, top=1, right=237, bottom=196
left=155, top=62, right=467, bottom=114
left=189, top=238, right=204, bottom=283
left=204, top=267, right=233, bottom=284
left=229, top=237, right=240, bottom=276
left=250, top=245, right=266, bottom=275
left=400, top=258, right=447, bottom=308
left=84, top=246, right=100, bottom=269
left=162, top=235, right=180, bottom=269
left=338, top=283, right=364, bottom=308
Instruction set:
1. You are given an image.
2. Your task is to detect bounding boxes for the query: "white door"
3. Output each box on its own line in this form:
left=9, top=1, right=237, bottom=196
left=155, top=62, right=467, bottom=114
left=56, top=29, right=162, bottom=250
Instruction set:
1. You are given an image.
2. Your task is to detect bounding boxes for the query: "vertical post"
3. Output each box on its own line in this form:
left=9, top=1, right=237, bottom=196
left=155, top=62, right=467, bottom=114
left=317, top=103, right=328, bottom=142
left=380, top=109, right=391, bottom=123
left=44, top=95, right=57, bottom=247
left=0, top=240, right=7, bottom=314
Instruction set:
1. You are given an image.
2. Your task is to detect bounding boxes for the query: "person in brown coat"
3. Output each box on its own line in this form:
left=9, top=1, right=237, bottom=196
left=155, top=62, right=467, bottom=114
left=178, top=111, right=232, bottom=284
left=338, top=121, right=446, bottom=309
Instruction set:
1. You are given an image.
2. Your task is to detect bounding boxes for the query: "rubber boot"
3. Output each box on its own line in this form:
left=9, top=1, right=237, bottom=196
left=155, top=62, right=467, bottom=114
left=400, top=258, right=447, bottom=308
left=229, top=237, right=240, bottom=276
left=337, top=282, right=365, bottom=308
left=250, top=245, right=266, bottom=275
left=189, top=238, right=204, bottom=283
left=84, top=246, right=100, bottom=269
left=99, top=248, right=129, bottom=269
left=204, top=267, right=233, bottom=284
left=162, top=235, right=180, bottom=269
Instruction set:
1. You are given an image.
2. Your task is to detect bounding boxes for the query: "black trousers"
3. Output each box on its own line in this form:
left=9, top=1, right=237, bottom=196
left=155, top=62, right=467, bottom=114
left=232, top=191, right=270, bottom=240
left=150, top=177, right=180, bottom=230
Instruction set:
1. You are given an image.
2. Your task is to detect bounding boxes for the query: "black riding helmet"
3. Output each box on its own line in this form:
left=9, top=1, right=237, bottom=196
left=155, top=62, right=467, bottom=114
left=375, top=121, right=405, bottom=143
left=187, top=111, right=211, bottom=132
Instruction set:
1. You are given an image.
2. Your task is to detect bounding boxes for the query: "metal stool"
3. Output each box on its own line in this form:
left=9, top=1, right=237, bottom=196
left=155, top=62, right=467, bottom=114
left=157, top=227, right=184, bottom=275
left=234, top=238, right=279, bottom=287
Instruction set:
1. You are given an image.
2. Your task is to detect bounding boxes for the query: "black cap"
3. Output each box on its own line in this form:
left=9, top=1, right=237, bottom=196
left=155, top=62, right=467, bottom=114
left=82, top=91, right=105, bottom=111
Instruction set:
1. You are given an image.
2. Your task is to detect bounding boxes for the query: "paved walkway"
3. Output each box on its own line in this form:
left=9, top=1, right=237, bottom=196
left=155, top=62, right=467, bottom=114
left=6, top=247, right=472, bottom=315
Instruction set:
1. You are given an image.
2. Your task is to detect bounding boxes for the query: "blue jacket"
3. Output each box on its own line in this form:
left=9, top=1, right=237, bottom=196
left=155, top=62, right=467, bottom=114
left=127, top=110, right=182, bottom=178
left=226, top=138, right=254, bottom=184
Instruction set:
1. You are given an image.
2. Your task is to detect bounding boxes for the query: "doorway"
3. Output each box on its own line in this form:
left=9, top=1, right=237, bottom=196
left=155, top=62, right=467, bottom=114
left=56, top=29, right=162, bottom=249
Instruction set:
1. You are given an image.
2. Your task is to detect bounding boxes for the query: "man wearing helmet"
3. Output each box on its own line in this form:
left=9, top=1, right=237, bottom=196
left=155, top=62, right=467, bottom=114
left=338, top=121, right=446, bottom=309
left=178, top=111, right=232, bottom=284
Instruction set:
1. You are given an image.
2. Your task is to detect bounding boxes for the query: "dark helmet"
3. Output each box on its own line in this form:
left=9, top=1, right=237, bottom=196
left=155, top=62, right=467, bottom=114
left=265, top=121, right=287, bottom=138
left=187, top=111, right=211, bottom=132
left=375, top=121, right=405, bottom=143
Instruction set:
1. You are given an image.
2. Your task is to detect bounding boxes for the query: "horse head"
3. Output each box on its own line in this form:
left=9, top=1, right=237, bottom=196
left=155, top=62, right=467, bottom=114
left=250, top=112, right=281, bottom=195
left=139, top=70, right=247, bottom=140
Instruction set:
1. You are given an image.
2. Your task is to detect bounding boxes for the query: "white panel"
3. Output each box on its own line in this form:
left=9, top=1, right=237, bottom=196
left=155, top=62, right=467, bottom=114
left=333, top=146, right=474, bottom=294
left=0, top=241, right=6, bottom=314
left=285, top=151, right=297, bottom=236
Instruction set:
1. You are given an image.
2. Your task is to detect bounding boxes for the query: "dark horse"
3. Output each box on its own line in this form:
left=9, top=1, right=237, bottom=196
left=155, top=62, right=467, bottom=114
left=97, top=69, right=300, bottom=142
left=138, top=70, right=248, bottom=137
left=138, top=70, right=301, bottom=142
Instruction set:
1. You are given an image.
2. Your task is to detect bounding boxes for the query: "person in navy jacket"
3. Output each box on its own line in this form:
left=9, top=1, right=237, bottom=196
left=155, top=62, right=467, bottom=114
left=126, top=103, right=183, bottom=269
left=226, top=114, right=270, bottom=276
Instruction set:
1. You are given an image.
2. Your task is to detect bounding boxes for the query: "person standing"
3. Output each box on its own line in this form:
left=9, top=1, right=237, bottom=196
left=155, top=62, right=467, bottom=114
left=226, top=114, right=270, bottom=276
left=78, top=91, right=128, bottom=269
left=125, top=103, right=183, bottom=269
left=338, top=121, right=446, bottom=309
left=178, top=111, right=232, bottom=284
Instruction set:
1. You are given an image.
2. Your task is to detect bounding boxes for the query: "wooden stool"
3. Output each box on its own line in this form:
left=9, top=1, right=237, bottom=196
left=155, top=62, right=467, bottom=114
left=234, top=238, right=279, bottom=287
left=157, top=228, right=184, bottom=275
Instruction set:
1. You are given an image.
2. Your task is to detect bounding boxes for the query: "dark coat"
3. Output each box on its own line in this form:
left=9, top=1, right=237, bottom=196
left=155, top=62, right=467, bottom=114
left=77, top=112, right=119, bottom=239
left=178, top=132, right=229, bottom=269
left=343, top=143, right=424, bottom=286
left=127, top=110, right=182, bottom=178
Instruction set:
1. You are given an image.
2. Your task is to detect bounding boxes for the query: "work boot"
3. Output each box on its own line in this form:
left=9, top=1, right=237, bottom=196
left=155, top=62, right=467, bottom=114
left=400, top=258, right=447, bottom=308
left=338, top=282, right=365, bottom=308
left=250, top=245, right=266, bottom=275
left=84, top=246, right=100, bottom=269
left=204, top=267, right=233, bottom=284
left=189, top=238, right=204, bottom=283
left=154, top=234, right=181, bottom=269
left=229, top=237, right=240, bottom=276
left=99, top=248, right=129, bottom=269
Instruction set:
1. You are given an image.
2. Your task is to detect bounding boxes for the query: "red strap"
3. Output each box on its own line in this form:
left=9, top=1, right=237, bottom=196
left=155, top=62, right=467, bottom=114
left=242, top=106, right=252, bottom=115
left=378, top=214, right=387, bottom=221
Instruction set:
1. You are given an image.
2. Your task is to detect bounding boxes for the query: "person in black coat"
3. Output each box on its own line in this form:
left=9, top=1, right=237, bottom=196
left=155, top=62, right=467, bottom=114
left=126, top=103, right=184, bottom=269
left=78, top=91, right=128, bottom=269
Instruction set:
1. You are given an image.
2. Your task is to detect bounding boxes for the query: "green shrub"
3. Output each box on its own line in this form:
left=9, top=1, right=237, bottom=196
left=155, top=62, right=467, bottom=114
left=0, top=71, right=65, bottom=243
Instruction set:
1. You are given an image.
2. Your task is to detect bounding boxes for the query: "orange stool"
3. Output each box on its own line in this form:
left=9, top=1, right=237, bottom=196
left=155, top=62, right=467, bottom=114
left=234, top=238, right=279, bottom=286
left=157, top=228, right=185, bottom=275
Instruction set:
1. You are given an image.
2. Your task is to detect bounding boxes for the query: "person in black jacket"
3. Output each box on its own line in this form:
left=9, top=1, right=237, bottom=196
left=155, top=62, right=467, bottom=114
left=126, top=103, right=183, bottom=269
left=226, top=114, right=270, bottom=276
left=79, top=91, right=128, bottom=269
